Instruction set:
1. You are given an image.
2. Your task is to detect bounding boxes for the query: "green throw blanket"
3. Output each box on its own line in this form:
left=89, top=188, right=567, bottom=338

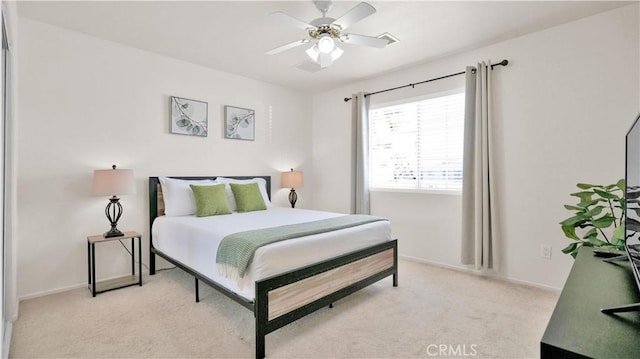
left=216, top=214, right=388, bottom=280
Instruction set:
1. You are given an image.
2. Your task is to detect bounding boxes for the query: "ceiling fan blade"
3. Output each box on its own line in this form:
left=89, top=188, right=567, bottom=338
left=331, top=2, right=376, bottom=30
left=270, top=11, right=316, bottom=31
left=340, top=33, right=389, bottom=48
left=266, top=39, right=310, bottom=55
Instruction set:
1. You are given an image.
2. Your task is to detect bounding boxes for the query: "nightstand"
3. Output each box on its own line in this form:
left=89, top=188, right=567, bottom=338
left=87, top=231, right=142, bottom=297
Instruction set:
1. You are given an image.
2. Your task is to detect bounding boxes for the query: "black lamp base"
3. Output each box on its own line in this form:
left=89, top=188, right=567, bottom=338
left=104, top=228, right=124, bottom=238
left=288, top=189, right=298, bottom=208
left=103, top=196, right=125, bottom=238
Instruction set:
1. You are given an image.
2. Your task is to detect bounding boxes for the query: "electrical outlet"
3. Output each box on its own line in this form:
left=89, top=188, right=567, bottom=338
left=541, top=245, right=552, bottom=259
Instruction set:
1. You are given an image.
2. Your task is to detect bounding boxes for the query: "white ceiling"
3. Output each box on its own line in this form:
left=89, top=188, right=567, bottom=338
left=17, top=1, right=633, bottom=94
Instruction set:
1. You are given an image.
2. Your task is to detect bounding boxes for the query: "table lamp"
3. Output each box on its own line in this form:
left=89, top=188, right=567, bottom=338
left=92, top=165, right=136, bottom=237
left=281, top=168, right=303, bottom=208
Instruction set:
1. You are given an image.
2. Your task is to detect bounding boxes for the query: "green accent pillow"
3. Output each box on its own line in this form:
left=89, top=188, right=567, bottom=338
left=189, top=184, right=232, bottom=217
left=229, top=182, right=267, bottom=212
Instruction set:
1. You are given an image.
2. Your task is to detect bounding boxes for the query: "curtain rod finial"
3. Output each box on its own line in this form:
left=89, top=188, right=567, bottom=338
left=344, top=97, right=352, bottom=102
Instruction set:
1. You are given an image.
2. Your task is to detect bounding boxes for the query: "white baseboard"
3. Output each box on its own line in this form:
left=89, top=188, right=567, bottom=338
left=19, top=257, right=560, bottom=301
left=19, top=282, right=87, bottom=301
left=399, top=254, right=562, bottom=293
left=18, top=269, right=154, bottom=301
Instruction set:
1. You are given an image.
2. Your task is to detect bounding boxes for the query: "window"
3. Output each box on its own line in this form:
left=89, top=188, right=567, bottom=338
left=369, top=91, right=465, bottom=191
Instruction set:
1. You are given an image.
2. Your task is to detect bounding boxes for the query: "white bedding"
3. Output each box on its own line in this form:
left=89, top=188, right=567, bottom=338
left=152, top=207, right=391, bottom=300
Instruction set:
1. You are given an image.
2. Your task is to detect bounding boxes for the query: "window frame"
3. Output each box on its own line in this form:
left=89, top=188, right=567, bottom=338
left=368, top=88, right=465, bottom=194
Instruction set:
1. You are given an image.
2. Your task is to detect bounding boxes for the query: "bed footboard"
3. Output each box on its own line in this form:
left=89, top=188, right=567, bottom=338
left=254, top=239, right=398, bottom=359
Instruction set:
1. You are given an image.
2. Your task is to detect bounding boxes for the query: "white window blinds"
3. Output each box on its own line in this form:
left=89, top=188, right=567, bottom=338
left=369, top=91, right=465, bottom=191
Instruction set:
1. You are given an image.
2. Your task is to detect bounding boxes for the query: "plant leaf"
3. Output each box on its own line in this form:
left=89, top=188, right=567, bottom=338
left=584, top=206, right=604, bottom=217
left=593, top=188, right=618, bottom=200
left=588, top=237, right=607, bottom=246
left=612, top=224, right=625, bottom=243
left=592, top=214, right=615, bottom=228
left=582, top=227, right=598, bottom=239
left=577, top=199, right=599, bottom=208
left=560, top=215, right=586, bottom=227
left=562, top=242, right=579, bottom=254
left=571, top=191, right=593, bottom=201
left=613, top=238, right=625, bottom=249
left=616, top=179, right=625, bottom=192
left=564, top=205, right=584, bottom=211
left=576, top=183, right=602, bottom=189
left=561, top=225, right=580, bottom=240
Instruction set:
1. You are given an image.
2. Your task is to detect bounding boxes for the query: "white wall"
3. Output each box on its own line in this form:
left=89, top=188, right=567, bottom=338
left=311, top=4, right=640, bottom=290
left=16, top=18, right=313, bottom=299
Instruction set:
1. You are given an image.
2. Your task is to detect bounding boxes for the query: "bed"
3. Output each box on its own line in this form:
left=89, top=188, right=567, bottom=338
left=148, top=176, right=398, bottom=358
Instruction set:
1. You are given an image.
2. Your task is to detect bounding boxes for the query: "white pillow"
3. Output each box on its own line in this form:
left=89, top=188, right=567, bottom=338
left=217, top=177, right=272, bottom=211
left=159, top=177, right=217, bottom=216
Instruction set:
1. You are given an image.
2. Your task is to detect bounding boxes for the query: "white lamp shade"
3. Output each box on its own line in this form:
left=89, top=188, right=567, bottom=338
left=318, top=35, right=334, bottom=53
left=305, top=45, right=320, bottom=61
left=92, top=168, right=136, bottom=196
left=330, top=46, right=343, bottom=61
left=281, top=171, right=304, bottom=189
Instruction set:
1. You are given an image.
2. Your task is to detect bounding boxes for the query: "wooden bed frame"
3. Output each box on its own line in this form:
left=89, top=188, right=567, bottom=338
left=148, top=176, right=398, bottom=359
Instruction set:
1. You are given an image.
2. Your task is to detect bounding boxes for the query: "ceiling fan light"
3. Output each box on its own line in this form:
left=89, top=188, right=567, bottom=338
left=331, top=45, right=344, bottom=61
left=318, top=52, right=333, bottom=68
left=306, top=45, right=320, bottom=61
left=318, top=35, right=335, bottom=53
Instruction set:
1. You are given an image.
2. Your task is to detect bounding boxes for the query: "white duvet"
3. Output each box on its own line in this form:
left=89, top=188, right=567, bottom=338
left=152, top=207, right=392, bottom=300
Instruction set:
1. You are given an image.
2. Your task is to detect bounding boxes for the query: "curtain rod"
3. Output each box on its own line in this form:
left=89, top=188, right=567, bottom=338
left=343, top=59, right=509, bottom=102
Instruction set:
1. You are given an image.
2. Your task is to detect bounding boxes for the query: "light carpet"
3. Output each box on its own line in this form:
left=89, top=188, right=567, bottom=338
left=9, top=259, right=558, bottom=358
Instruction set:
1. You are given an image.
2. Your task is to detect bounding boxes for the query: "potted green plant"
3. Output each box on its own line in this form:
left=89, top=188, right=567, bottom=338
left=560, top=180, right=625, bottom=258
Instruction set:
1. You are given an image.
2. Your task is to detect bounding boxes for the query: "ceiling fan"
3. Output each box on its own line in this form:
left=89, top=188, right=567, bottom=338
left=266, top=0, right=391, bottom=68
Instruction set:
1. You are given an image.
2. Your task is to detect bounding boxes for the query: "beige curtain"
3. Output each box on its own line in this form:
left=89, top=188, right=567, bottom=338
left=351, top=92, right=370, bottom=214
left=461, top=62, right=498, bottom=270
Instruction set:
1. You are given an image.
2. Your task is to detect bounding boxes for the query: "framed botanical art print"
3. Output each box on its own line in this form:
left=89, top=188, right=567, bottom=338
left=170, top=96, right=208, bottom=137
left=224, top=105, right=255, bottom=141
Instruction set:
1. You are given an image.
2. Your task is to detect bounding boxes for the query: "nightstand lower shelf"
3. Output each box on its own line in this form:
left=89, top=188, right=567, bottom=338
left=91, top=275, right=140, bottom=294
